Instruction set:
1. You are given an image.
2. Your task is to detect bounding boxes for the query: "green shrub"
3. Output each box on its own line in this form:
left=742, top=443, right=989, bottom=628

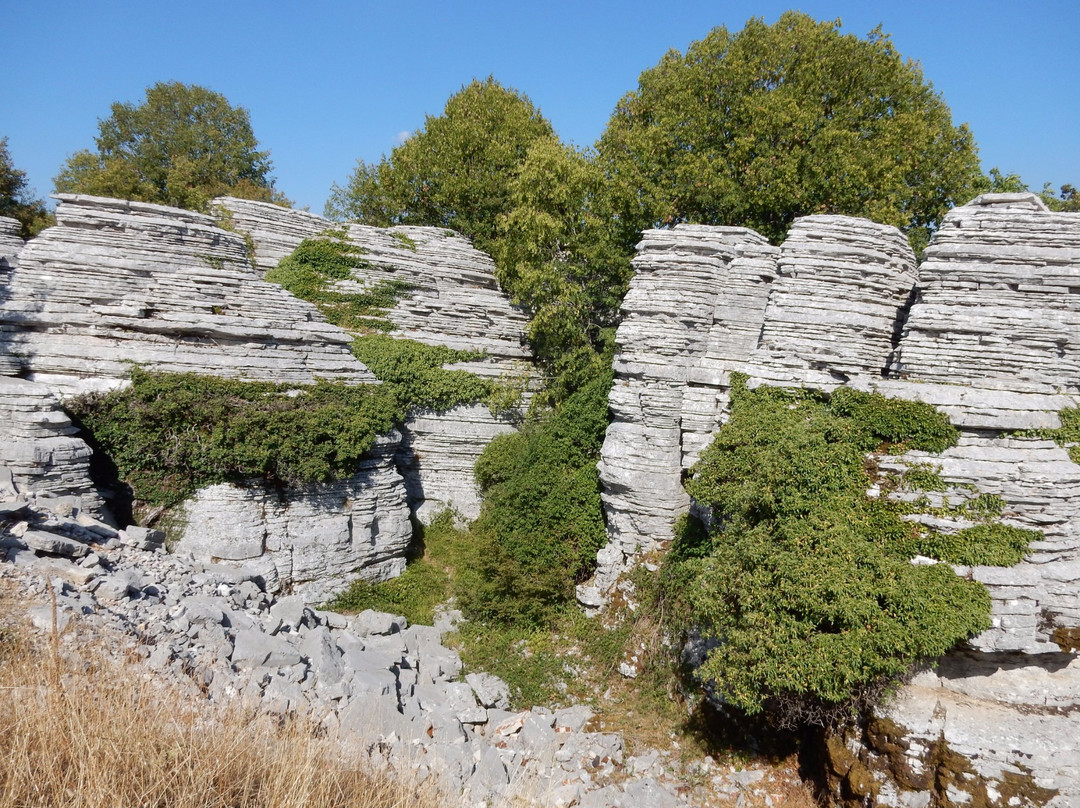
left=351, top=335, right=493, bottom=413
left=1022, top=406, right=1080, bottom=465
left=460, top=371, right=612, bottom=626
left=667, top=380, right=1010, bottom=726
left=899, top=523, right=1036, bottom=567
left=265, top=236, right=413, bottom=331
left=65, top=368, right=398, bottom=507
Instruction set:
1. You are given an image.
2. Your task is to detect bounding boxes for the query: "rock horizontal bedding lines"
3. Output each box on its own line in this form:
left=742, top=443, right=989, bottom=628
left=216, top=197, right=534, bottom=522
left=0, top=194, right=374, bottom=395
left=592, top=192, right=1080, bottom=806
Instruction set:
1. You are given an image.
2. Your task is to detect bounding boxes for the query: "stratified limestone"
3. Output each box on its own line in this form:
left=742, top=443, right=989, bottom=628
left=214, top=197, right=531, bottom=522
left=592, top=225, right=777, bottom=593
left=0, top=216, right=22, bottom=257
left=894, top=193, right=1080, bottom=393
left=0, top=194, right=374, bottom=396
left=175, top=435, right=411, bottom=601
left=0, top=376, right=104, bottom=517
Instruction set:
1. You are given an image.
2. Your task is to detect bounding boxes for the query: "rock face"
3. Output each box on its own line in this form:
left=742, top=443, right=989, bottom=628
left=0, top=195, right=409, bottom=594
left=0, top=194, right=373, bottom=395
left=595, top=195, right=1080, bottom=805
left=177, top=434, right=412, bottom=601
left=214, top=197, right=531, bottom=521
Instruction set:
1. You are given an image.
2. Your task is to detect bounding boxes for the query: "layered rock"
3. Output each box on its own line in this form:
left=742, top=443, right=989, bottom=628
left=595, top=195, right=1080, bottom=804
left=894, top=193, right=1080, bottom=393
left=174, top=434, right=411, bottom=601
left=0, top=376, right=104, bottom=518
left=215, top=197, right=531, bottom=521
left=0, top=216, right=21, bottom=257
left=0, top=194, right=373, bottom=395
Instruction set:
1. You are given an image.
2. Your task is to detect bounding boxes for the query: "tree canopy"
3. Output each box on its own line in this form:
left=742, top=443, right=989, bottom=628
left=326, top=77, right=556, bottom=250
left=596, top=12, right=984, bottom=253
left=0, top=137, right=51, bottom=238
left=54, top=81, right=286, bottom=211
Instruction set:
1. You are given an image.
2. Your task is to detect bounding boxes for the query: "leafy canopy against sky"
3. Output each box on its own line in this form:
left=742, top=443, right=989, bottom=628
left=5, top=0, right=1077, bottom=212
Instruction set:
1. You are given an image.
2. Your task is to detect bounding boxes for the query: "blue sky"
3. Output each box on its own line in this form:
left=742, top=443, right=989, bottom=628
left=6, top=1, right=1078, bottom=213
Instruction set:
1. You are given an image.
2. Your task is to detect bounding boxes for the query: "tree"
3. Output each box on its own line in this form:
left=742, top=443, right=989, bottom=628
left=54, top=82, right=286, bottom=211
left=0, top=137, right=52, bottom=238
left=596, top=13, right=984, bottom=254
left=325, top=77, right=556, bottom=251
left=492, top=139, right=631, bottom=375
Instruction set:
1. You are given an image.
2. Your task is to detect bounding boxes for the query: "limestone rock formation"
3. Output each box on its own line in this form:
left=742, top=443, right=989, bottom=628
left=0, top=194, right=373, bottom=395
left=175, top=434, right=411, bottom=601
left=0, top=376, right=104, bottom=518
left=0, top=216, right=21, bottom=257
left=0, top=195, right=409, bottom=594
left=214, top=197, right=531, bottom=521
left=594, top=194, right=1080, bottom=804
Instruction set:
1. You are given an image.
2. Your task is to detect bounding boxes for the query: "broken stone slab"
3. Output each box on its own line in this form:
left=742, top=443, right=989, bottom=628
left=21, top=529, right=89, bottom=559
left=231, top=627, right=304, bottom=668
left=350, top=609, right=407, bottom=636
left=466, top=671, right=511, bottom=710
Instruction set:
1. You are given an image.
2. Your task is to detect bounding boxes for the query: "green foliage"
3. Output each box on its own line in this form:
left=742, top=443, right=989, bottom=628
left=596, top=12, right=983, bottom=254
left=0, top=137, right=52, bottom=237
left=327, top=511, right=465, bottom=625
left=65, top=368, right=398, bottom=507
left=492, top=139, right=632, bottom=365
left=53, top=81, right=287, bottom=211
left=351, top=335, right=494, bottom=413
left=326, top=77, right=556, bottom=251
left=389, top=231, right=418, bottom=252
left=459, top=371, right=613, bottom=626
left=828, top=387, right=958, bottom=453
left=898, top=523, right=1036, bottom=567
left=265, top=236, right=412, bottom=331
left=668, top=381, right=1007, bottom=725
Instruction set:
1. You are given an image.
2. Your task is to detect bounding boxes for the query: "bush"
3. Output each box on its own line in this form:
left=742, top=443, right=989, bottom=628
left=351, top=335, right=493, bottom=413
left=667, top=379, right=1024, bottom=726
left=460, top=371, right=613, bottom=626
left=65, top=368, right=398, bottom=507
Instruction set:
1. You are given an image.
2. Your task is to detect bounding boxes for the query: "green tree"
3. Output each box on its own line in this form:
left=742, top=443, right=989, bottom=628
left=54, top=81, right=286, bottom=211
left=0, top=137, right=52, bottom=238
left=325, top=77, right=556, bottom=251
left=596, top=12, right=984, bottom=254
left=492, top=139, right=632, bottom=371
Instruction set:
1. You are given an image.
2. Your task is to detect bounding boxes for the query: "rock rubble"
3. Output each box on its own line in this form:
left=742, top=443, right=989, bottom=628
left=2, top=490, right=785, bottom=808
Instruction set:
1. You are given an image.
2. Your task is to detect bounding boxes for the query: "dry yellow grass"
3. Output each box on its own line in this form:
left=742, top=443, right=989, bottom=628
left=0, top=593, right=448, bottom=808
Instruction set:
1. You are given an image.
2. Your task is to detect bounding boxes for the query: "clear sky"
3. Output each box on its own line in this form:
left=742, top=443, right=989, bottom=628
left=5, top=0, right=1078, bottom=214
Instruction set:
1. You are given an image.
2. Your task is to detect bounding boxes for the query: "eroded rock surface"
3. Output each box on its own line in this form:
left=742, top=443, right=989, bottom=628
left=215, top=197, right=531, bottom=521
left=594, top=194, right=1080, bottom=805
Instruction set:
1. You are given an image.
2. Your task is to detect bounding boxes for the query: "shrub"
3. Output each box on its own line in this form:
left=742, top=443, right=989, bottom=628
left=265, top=236, right=413, bottom=332
left=65, top=368, right=399, bottom=507
left=667, top=379, right=1024, bottom=726
left=460, top=371, right=613, bottom=626
left=351, top=335, right=493, bottom=413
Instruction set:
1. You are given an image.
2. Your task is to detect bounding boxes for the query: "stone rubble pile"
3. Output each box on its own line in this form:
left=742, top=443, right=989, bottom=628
left=593, top=193, right=1080, bottom=805
left=215, top=197, right=532, bottom=522
left=0, top=489, right=798, bottom=808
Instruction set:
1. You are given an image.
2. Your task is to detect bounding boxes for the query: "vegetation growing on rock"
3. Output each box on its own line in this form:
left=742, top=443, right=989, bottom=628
left=663, top=377, right=1032, bottom=726
left=65, top=368, right=398, bottom=507
left=0, top=137, right=52, bottom=237
left=265, top=233, right=413, bottom=332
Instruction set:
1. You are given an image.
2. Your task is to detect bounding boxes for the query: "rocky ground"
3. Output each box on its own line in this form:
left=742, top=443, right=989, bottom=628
left=0, top=487, right=810, bottom=808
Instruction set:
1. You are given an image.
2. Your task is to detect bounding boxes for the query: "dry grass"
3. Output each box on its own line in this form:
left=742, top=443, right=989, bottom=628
left=0, top=594, right=448, bottom=808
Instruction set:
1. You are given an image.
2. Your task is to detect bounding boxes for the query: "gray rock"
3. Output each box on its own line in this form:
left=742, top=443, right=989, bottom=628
left=466, top=671, right=511, bottom=710
left=21, top=529, right=89, bottom=559
left=231, top=628, right=303, bottom=668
